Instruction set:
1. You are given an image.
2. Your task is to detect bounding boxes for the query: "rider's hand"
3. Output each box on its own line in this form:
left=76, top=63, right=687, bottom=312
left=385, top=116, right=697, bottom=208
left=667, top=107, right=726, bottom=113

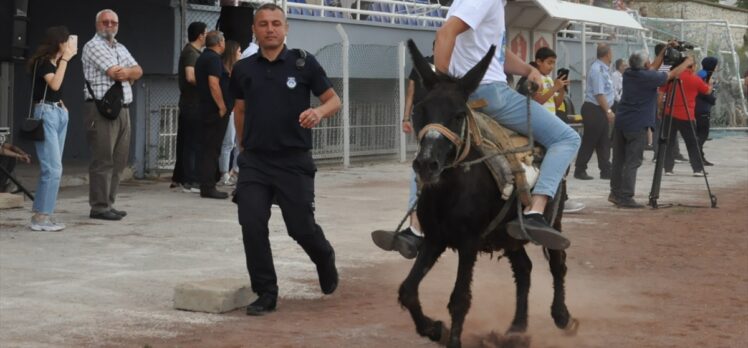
left=527, top=67, right=544, bottom=91
left=402, top=120, right=413, bottom=134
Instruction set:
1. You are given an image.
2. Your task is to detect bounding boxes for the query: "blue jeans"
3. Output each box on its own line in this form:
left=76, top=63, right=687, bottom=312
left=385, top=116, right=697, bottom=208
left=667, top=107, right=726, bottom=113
left=470, top=82, right=580, bottom=198
left=219, top=112, right=236, bottom=173
left=32, top=103, right=68, bottom=214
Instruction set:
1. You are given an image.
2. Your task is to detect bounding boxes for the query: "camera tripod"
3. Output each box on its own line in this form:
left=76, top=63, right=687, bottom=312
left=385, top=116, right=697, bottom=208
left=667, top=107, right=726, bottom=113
left=649, top=77, right=717, bottom=209
left=0, top=164, right=34, bottom=201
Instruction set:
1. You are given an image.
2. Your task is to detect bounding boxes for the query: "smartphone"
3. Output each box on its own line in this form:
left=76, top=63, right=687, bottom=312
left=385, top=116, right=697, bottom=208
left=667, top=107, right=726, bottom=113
left=68, top=35, right=78, bottom=49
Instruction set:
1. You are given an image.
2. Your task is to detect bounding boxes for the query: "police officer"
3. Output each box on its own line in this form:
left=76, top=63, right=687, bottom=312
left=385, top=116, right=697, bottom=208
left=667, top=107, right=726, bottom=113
left=229, top=3, right=342, bottom=316
left=575, top=43, right=616, bottom=180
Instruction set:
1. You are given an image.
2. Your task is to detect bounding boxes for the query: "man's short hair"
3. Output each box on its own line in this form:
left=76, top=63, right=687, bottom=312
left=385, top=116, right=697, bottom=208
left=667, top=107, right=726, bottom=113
left=187, top=22, right=207, bottom=42
left=597, top=44, right=610, bottom=59
left=615, top=58, right=626, bottom=70
left=628, top=51, right=649, bottom=70
left=654, top=43, right=666, bottom=56
left=95, top=9, right=117, bottom=23
left=254, top=3, right=285, bottom=22
left=206, top=30, right=224, bottom=48
left=535, top=47, right=557, bottom=62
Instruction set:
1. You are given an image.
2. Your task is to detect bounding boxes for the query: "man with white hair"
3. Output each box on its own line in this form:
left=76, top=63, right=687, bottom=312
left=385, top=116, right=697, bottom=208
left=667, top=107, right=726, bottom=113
left=82, top=9, right=142, bottom=221
left=609, top=46, right=691, bottom=208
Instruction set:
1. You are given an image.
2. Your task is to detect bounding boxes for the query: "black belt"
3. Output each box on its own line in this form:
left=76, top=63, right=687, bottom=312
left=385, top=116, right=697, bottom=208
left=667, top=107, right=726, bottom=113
left=85, top=99, right=129, bottom=108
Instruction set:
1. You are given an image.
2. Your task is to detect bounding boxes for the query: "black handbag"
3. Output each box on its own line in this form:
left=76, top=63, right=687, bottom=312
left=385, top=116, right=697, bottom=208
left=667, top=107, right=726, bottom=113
left=86, top=80, right=123, bottom=120
left=19, top=61, right=46, bottom=142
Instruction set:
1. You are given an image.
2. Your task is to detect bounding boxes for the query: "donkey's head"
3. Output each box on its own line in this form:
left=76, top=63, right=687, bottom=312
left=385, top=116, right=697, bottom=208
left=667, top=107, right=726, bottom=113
left=408, top=39, right=495, bottom=185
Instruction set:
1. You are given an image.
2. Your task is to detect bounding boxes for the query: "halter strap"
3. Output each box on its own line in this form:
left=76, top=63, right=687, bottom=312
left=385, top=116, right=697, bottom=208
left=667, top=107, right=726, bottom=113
left=416, top=105, right=480, bottom=167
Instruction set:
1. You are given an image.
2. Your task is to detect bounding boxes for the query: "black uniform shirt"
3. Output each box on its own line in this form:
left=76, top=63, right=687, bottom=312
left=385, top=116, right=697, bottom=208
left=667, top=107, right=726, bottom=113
left=195, top=48, right=228, bottom=114
left=230, top=46, right=332, bottom=151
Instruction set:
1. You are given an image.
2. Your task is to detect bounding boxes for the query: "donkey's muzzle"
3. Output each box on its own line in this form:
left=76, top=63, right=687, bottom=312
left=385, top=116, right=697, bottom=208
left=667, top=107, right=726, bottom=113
left=413, top=154, right=443, bottom=185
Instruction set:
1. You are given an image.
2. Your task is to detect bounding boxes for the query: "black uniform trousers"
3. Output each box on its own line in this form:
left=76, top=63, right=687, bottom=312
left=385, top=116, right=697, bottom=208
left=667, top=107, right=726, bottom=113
left=610, top=128, right=647, bottom=200
left=235, top=150, right=334, bottom=297
left=575, top=102, right=611, bottom=175
left=173, top=105, right=202, bottom=185
left=696, top=113, right=710, bottom=160
left=199, top=111, right=229, bottom=191
left=664, top=117, right=704, bottom=173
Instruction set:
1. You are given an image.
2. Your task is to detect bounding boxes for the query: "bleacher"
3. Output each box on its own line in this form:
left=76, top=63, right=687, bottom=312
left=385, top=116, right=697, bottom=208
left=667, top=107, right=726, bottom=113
left=286, top=0, right=444, bottom=27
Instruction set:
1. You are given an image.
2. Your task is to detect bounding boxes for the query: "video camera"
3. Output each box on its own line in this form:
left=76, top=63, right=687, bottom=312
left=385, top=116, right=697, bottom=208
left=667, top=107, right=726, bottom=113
left=663, top=41, right=694, bottom=66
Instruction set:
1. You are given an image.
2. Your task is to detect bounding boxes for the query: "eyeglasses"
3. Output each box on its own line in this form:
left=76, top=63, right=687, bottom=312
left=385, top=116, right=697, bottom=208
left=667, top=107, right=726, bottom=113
left=100, top=20, right=119, bottom=27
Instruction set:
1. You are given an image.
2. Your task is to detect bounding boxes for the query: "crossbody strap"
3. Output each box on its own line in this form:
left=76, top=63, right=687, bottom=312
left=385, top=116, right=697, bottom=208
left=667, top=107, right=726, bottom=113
left=27, top=61, right=50, bottom=120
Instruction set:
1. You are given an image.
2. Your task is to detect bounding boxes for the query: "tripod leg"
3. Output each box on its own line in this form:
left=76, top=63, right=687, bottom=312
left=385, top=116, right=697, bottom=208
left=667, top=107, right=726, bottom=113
left=0, top=164, right=34, bottom=201
left=649, top=82, right=678, bottom=208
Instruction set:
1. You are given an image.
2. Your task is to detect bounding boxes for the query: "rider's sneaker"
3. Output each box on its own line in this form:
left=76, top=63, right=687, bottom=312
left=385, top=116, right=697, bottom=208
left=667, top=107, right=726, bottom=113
left=371, top=227, right=423, bottom=259
left=507, top=213, right=570, bottom=250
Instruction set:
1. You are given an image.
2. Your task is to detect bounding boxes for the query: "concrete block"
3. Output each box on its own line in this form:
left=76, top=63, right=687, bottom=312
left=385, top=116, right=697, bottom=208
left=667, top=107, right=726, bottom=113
left=174, top=278, right=256, bottom=314
left=0, top=193, right=24, bottom=209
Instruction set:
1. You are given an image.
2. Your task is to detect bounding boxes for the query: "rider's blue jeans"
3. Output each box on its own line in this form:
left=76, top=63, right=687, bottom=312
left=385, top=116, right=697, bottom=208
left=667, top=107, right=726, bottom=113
left=470, top=82, right=580, bottom=199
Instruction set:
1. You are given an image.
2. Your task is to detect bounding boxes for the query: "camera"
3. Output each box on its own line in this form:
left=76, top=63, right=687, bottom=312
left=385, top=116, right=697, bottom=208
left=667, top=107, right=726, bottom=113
left=663, top=41, right=694, bottom=66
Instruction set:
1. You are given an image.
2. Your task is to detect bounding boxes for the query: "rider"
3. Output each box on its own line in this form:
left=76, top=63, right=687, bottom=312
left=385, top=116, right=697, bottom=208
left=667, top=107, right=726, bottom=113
left=374, top=0, right=581, bottom=255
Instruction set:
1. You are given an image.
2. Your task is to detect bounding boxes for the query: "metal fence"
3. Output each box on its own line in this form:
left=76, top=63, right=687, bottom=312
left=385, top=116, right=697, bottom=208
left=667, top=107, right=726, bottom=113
left=142, top=2, right=415, bottom=173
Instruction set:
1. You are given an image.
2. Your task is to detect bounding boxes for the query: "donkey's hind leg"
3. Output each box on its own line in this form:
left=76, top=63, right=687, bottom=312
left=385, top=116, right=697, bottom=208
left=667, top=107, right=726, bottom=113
left=446, top=244, right=479, bottom=348
left=398, top=241, right=447, bottom=342
left=546, top=248, right=579, bottom=335
left=506, top=247, right=532, bottom=334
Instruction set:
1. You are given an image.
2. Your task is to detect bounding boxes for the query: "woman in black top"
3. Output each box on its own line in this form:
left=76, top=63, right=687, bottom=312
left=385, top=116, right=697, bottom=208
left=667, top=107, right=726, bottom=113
left=26, top=26, right=77, bottom=232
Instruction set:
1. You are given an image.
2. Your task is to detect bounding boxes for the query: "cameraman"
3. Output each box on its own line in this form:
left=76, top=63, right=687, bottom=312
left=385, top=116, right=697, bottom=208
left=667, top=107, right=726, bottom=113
left=609, top=46, right=691, bottom=208
left=660, top=49, right=712, bottom=177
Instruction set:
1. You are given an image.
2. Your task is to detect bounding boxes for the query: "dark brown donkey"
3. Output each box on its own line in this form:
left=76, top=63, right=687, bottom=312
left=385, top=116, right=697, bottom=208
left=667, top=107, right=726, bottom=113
left=398, top=40, right=579, bottom=348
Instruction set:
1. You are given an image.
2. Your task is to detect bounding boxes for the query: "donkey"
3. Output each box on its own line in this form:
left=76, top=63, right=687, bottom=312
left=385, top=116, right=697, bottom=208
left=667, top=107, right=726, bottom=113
left=397, top=40, right=579, bottom=348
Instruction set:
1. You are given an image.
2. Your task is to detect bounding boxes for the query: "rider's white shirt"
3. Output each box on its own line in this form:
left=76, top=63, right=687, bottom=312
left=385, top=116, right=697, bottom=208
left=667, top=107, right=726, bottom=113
left=446, top=0, right=507, bottom=84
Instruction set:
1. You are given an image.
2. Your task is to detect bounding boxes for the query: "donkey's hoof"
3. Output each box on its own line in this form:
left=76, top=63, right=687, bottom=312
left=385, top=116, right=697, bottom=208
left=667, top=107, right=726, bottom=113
left=563, top=318, right=580, bottom=336
left=428, top=320, right=448, bottom=343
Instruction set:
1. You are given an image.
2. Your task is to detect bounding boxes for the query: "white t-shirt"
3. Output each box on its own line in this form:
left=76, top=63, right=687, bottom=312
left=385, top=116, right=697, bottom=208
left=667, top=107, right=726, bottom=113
left=446, top=0, right=507, bottom=84
left=240, top=42, right=259, bottom=60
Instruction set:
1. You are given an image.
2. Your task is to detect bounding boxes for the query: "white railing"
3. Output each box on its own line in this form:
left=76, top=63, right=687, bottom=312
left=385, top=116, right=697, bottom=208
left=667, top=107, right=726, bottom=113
left=245, top=0, right=447, bottom=27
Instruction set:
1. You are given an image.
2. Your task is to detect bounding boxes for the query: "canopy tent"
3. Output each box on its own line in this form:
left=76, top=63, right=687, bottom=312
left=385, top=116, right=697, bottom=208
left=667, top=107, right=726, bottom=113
left=506, top=0, right=645, bottom=32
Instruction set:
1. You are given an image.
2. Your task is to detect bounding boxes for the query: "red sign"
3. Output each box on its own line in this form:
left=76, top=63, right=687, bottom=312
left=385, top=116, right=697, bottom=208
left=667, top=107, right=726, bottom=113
left=534, top=37, right=549, bottom=54
left=511, top=33, right=528, bottom=61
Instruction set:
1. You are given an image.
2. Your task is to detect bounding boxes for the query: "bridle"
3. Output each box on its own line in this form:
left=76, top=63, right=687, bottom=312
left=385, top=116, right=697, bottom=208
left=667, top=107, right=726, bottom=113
left=416, top=107, right=482, bottom=168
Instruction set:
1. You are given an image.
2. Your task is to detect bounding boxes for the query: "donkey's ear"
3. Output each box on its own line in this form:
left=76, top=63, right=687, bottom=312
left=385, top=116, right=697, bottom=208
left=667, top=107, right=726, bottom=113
left=407, top=39, right=437, bottom=90
left=459, top=45, right=496, bottom=97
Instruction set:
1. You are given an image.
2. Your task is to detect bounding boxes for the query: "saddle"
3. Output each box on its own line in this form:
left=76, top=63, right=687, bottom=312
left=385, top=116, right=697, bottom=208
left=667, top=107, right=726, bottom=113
left=466, top=99, right=545, bottom=207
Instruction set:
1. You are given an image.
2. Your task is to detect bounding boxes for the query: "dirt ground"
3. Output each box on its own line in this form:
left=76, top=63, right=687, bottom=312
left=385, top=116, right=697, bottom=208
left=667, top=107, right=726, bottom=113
left=132, top=184, right=747, bottom=348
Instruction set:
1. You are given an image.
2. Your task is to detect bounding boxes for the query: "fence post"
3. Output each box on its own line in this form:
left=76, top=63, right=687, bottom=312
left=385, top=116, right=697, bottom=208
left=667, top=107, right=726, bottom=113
left=336, top=24, right=350, bottom=168
left=398, top=41, right=407, bottom=163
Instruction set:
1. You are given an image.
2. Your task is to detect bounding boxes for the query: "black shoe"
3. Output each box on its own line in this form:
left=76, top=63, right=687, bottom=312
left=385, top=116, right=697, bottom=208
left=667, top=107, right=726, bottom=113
left=600, top=172, right=611, bottom=180
left=507, top=213, right=570, bottom=250
left=702, top=158, right=714, bottom=166
left=200, top=188, right=229, bottom=199
left=608, top=193, right=621, bottom=205
left=574, top=171, right=594, bottom=180
left=371, top=227, right=423, bottom=259
left=246, top=294, right=277, bottom=316
left=317, top=250, right=338, bottom=295
left=90, top=210, right=123, bottom=221
left=617, top=198, right=645, bottom=209
left=111, top=208, right=127, bottom=217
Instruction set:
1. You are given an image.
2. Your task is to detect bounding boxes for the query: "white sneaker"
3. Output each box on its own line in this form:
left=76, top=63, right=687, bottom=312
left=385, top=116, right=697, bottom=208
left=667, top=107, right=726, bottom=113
left=30, top=216, right=64, bottom=232
left=564, top=200, right=586, bottom=213
left=218, top=173, right=231, bottom=186
left=693, top=171, right=706, bottom=177
left=664, top=171, right=675, bottom=176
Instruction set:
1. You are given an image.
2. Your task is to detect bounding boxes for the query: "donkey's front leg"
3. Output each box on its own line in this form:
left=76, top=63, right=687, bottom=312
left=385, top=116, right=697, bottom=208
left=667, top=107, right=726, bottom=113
left=398, top=241, right=447, bottom=342
left=446, top=244, right=479, bottom=348
left=506, top=246, right=532, bottom=334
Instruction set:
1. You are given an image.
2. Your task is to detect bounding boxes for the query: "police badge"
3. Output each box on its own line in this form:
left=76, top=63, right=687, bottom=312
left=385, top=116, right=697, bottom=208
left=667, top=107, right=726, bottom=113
left=286, top=77, right=297, bottom=89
